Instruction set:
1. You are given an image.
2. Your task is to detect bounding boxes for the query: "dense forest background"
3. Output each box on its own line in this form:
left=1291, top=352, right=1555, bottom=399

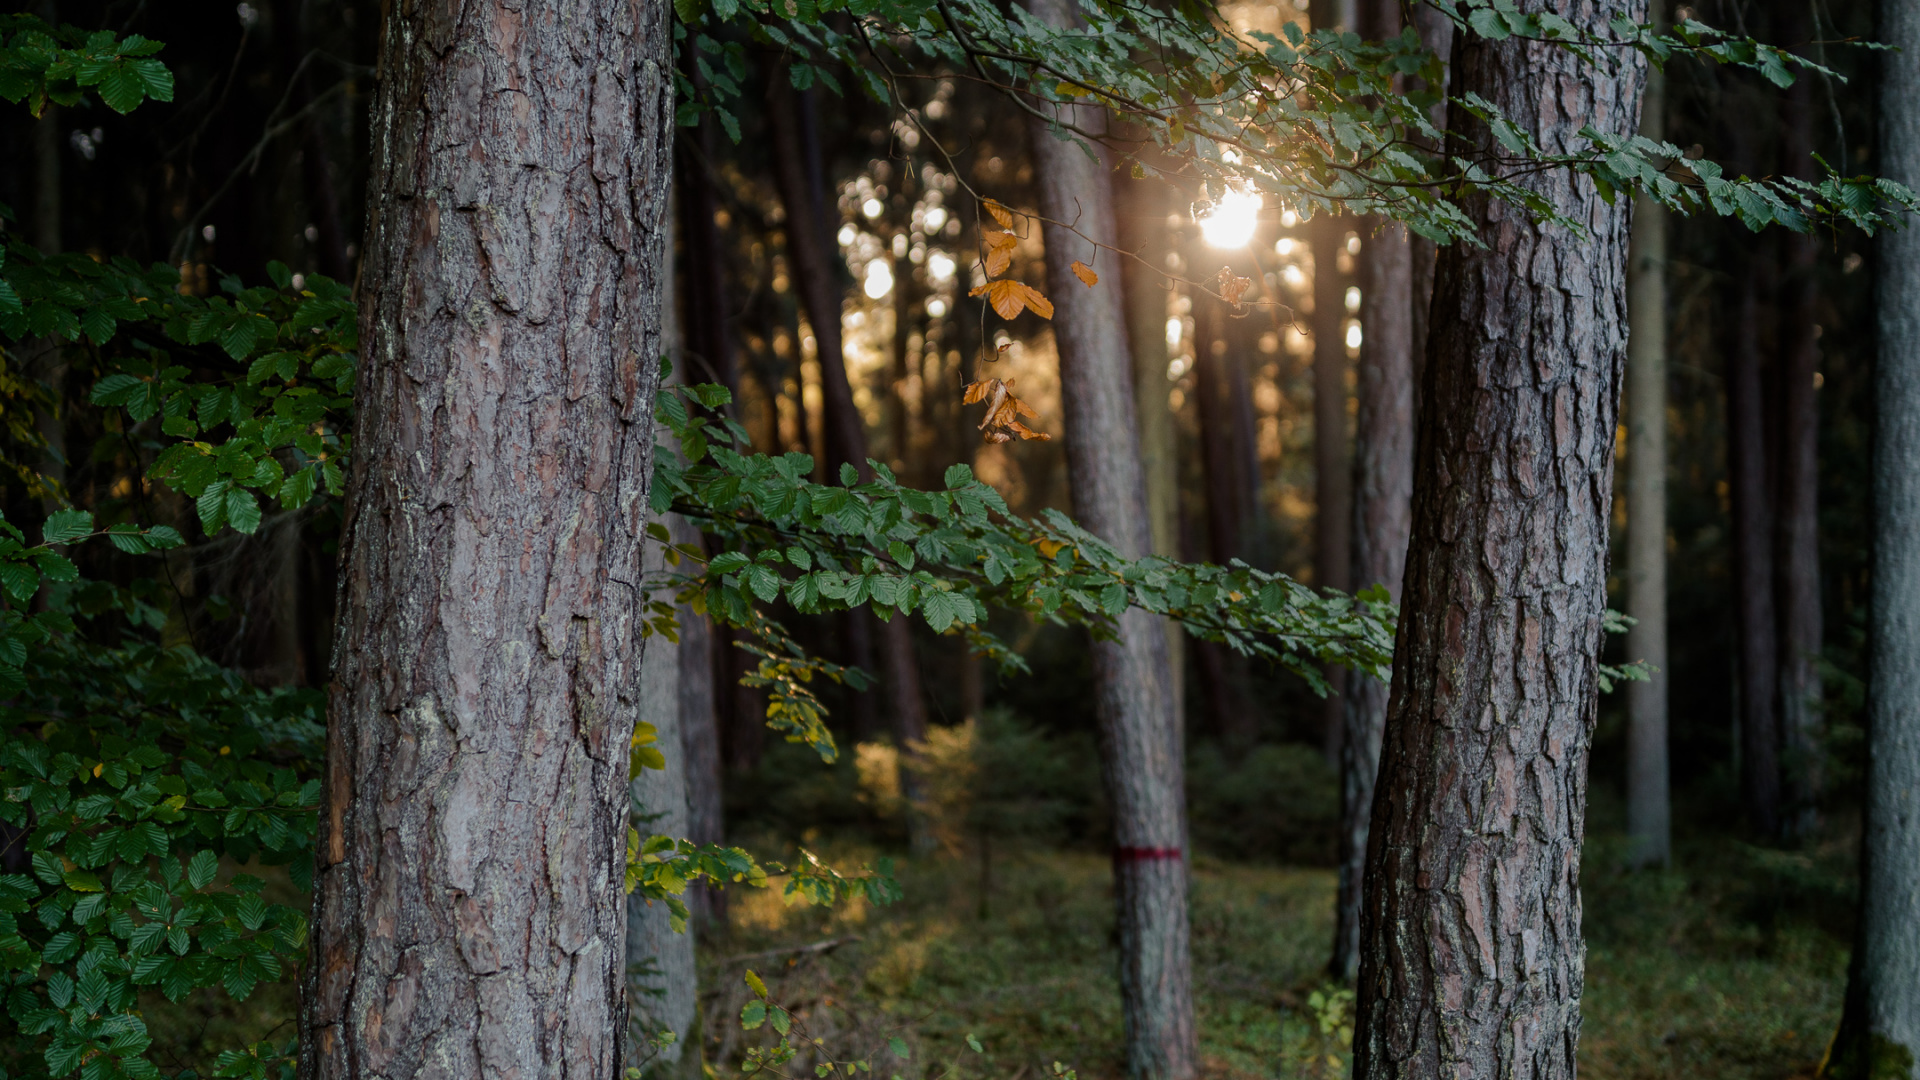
left=0, top=0, right=1898, bottom=1076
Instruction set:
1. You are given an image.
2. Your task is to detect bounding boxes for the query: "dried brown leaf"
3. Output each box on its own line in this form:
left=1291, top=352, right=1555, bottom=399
left=983, top=200, right=1015, bottom=229
left=976, top=380, right=1011, bottom=430
left=982, top=230, right=1018, bottom=278
left=1008, top=421, right=1052, bottom=441
left=984, top=430, right=1012, bottom=444
left=1070, top=260, right=1098, bottom=287
left=969, top=278, right=1053, bottom=321
left=1216, top=266, right=1253, bottom=309
left=963, top=379, right=994, bottom=405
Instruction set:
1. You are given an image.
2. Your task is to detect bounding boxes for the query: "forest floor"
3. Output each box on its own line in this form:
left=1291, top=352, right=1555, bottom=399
left=137, top=825, right=1854, bottom=1080
left=694, top=828, right=1853, bottom=1080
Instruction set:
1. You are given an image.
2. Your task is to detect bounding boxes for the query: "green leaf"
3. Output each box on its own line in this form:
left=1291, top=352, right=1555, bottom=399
left=61, top=869, right=103, bottom=892
left=41, top=508, right=92, bottom=545
left=889, top=1037, right=910, bottom=1060
left=226, top=487, right=262, bottom=533
left=745, top=969, right=769, bottom=999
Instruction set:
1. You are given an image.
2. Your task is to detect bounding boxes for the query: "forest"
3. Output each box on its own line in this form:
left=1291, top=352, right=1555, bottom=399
left=0, top=0, right=1917, bottom=1077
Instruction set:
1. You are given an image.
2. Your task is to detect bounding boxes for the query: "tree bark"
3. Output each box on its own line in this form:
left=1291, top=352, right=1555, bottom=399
left=1624, top=20, right=1671, bottom=869
left=1776, top=32, right=1825, bottom=836
left=301, top=2, right=673, bottom=1075
left=1824, top=9, right=1920, bottom=1072
left=1026, top=6, right=1194, bottom=1073
left=1351, top=6, right=1645, bottom=1075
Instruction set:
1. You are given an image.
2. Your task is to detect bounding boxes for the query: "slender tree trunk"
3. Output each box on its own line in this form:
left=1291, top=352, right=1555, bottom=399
left=1624, top=20, right=1671, bottom=868
left=1311, top=215, right=1352, bottom=765
left=1331, top=0, right=1416, bottom=986
left=1777, top=37, right=1825, bottom=835
left=1406, top=4, right=1452, bottom=389
left=629, top=517, right=698, bottom=1078
left=1026, top=5, right=1194, bottom=1072
left=1351, top=7, right=1645, bottom=1075
left=1191, top=299, right=1256, bottom=746
left=1824, top=14, right=1920, bottom=1073
left=1116, top=172, right=1186, bottom=725
left=677, top=519, right=726, bottom=929
left=679, top=102, right=738, bottom=397
left=767, top=78, right=892, bottom=748
left=301, top=3, right=673, bottom=1075
left=1728, top=233, right=1782, bottom=838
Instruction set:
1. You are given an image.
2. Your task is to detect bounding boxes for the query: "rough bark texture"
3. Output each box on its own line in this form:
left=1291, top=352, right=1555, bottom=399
left=1624, top=34, right=1670, bottom=869
left=1727, top=236, right=1781, bottom=838
left=1826, top=10, right=1920, bottom=1073
left=1026, top=7, right=1194, bottom=1073
left=1776, top=40, right=1825, bottom=835
left=1335, top=221, right=1413, bottom=981
left=1351, top=7, right=1644, bottom=1076
left=301, top=2, right=673, bottom=1075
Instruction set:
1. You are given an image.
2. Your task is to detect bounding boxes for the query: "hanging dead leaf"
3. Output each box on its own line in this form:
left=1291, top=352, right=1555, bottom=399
left=1015, top=397, right=1039, bottom=419
left=983, top=199, right=1015, bottom=229
left=984, top=430, right=1013, bottom=444
left=976, top=379, right=1011, bottom=430
left=982, top=230, right=1018, bottom=277
left=1216, top=266, right=1254, bottom=309
left=969, top=278, right=1054, bottom=321
left=990, top=342, right=1013, bottom=361
left=1070, top=261, right=1099, bottom=287
left=1008, top=421, right=1052, bottom=441
left=963, top=379, right=994, bottom=404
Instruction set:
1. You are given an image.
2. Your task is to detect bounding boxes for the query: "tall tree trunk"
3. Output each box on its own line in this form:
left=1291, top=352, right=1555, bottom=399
left=1351, top=6, right=1645, bottom=1075
left=1825, top=5, right=1920, bottom=1068
left=1332, top=0, right=1415, bottom=987
left=676, top=519, right=726, bottom=929
left=629, top=517, right=698, bottom=1078
left=1406, top=3, right=1452, bottom=386
left=767, top=77, right=893, bottom=749
left=1820, top=8, right=1920, bottom=1068
left=1191, top=298, right=1256, bottom=746
left=1115, top=171, right=1186, bottom=731
left=1027, top=4, right=1194, bottom=1073
left=1311, top=214, right=1352, bottom=765
left=301, top=2, right=673, bottom=1075
left=272, top=0, right=352, bottom=282
left=1624, top=14, right=1671, bottom=869
left=1776, top=29, right=1825, bottom=835
left=1728, top=234, right=1782, bottom=837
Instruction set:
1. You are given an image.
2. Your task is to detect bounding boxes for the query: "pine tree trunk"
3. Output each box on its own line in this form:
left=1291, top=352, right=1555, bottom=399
left=676, top=519, right=726, bottom=928
left=1115, top=171, right=1187, bottom=731
left=1026, top=6, right=1194, bottom=1072
left=1776, top=45, right=1825, bottom=835
left=1727, top=238, right=1782, bottom=838
left=1351, top=7, right=1644, bottom=1074
left=301, top=2, right=674, bottom=1074
left=1191, top=299, right=1256, bottom=746
left=1624, top=25, right=1671, bottom=869
left=1824, top=8, right=1920, bottom=1071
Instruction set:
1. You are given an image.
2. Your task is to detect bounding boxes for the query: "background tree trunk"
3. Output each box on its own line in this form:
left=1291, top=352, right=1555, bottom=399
left=301, top=2, right=673, bottom=1075
left=1824, top=8, right=1920, bottom=1071
left=1026, top=5, right=1194, bottom=1073
left=1625, top=19, right=1671, bottom=869
left=1351, top=5, right=1645, bottom=1074
left=1115, top=169, right=1186, bottom=735
left=1311, top=213, right=1352, bottom=765
left=1191, top=298, right=1257, bottom=746
left=1727, top=241, right=1782, bottom=837
left=1331, top=0, right=1415, bottom=987
left=1776, top=27, right=1825, bottom=835
left=628, top=516, right=698, bottom=1078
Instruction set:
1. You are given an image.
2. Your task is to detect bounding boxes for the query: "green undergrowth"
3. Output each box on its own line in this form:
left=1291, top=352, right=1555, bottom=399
left=699, top=826, right=1853, bottom=1080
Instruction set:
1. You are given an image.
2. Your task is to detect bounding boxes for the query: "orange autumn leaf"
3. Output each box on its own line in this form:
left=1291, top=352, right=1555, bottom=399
left=969, top=278, right=1053, bottom=320
left=1008, top=421, right=1051, bottom=441
left=983, top=199, right=1015, bottom=229
left=982, top=230, right=1018, bottom=277
left=963, top=379, right=994, bottom=404
left=984, top=430, right=1012, bottom=444
left=1070, top=260, right=1098, bottom=287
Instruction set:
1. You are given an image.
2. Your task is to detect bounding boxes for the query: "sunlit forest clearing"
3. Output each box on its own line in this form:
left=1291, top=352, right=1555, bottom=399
left=4, top=0, right=1920, bottom=1077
